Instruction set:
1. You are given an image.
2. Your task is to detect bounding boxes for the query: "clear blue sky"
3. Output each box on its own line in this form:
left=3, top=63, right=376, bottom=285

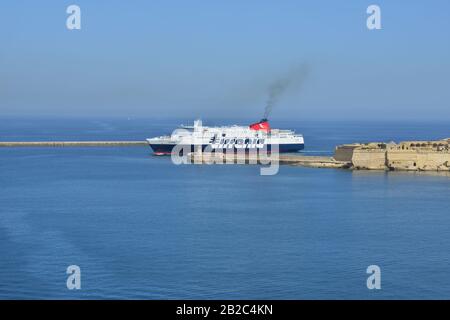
left=1, top=0, right=449, bottom=120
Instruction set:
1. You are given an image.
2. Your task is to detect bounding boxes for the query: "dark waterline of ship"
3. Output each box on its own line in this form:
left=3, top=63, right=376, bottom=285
left=1, top=118, right=450, bottom=299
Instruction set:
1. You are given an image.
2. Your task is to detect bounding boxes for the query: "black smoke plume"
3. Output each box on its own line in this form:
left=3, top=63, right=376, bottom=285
left=263, top=65, right=309, bottom=119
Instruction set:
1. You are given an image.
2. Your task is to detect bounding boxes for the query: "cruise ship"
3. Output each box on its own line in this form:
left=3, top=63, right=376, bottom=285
left=146, top=119, right=304, bottom=155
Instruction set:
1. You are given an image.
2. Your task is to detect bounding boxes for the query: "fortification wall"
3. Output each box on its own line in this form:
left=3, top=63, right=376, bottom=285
left=333, top=145, right=358, bottom=162
left=386, top=150, right=418, bottom=171
left=334, top=139, right=450, bottom=171
left=351, top=149, right=387, bottom=170
left=415, top=152, right=450, bottom=171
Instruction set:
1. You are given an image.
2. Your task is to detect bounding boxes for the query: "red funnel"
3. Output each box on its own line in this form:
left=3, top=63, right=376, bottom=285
left=249, top=119, right=270, bottom=132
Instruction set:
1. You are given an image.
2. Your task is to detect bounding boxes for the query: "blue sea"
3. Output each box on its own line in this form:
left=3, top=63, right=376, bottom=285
left=1, top=117, right=450, bottom=299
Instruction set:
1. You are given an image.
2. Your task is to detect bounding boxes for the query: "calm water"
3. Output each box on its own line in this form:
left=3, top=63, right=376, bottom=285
left=1, top=118, right=450, bottom=299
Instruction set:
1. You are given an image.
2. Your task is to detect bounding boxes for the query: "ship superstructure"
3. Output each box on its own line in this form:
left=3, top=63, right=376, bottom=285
left=146, top=119, right=304, bottom=155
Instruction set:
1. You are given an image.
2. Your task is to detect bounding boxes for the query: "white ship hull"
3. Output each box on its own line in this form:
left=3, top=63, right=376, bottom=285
left=147, top=119, right=305, bottom=155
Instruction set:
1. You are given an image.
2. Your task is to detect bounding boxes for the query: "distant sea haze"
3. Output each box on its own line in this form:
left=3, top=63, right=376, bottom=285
left=1, top=118, right=450, bottom=299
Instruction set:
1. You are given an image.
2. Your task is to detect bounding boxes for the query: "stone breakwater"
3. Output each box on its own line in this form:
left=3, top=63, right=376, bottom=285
left=189, top=152, right=351, bottom=169
left=2, top=138, right=450, bottom=172
left=0, top=141, right=147, bottom=147
left=190, top=138, right=450, bottom=172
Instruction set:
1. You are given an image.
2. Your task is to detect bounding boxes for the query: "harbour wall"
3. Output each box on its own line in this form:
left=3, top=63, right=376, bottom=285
left=189, top=152, right=350, bottom=169
left=2, top=139, right=450, bottom=172
left=0, top=141, right=147, bottom=147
